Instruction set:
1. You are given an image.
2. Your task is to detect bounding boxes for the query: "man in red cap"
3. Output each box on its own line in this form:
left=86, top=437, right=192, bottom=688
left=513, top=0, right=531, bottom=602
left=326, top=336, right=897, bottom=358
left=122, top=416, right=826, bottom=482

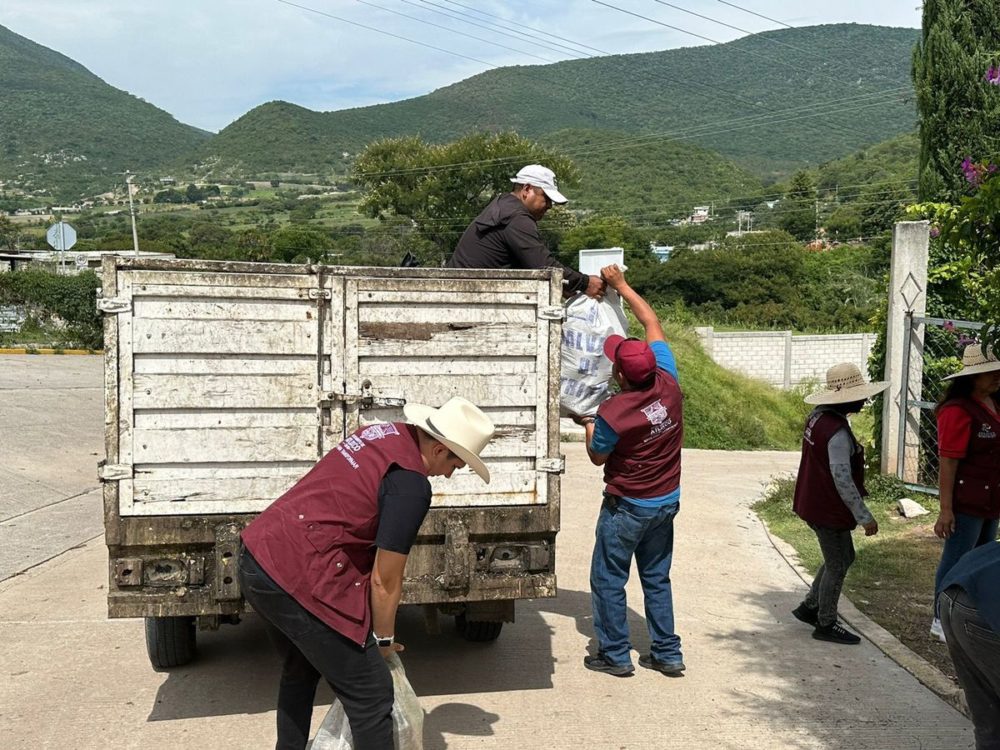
left=577, top=264, right=685, bottom=677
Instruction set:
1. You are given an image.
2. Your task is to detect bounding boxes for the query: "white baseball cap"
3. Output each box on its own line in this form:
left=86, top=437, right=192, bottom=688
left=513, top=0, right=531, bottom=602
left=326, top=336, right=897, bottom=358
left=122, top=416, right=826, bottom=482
left=510, top=164, right=568, bottom=204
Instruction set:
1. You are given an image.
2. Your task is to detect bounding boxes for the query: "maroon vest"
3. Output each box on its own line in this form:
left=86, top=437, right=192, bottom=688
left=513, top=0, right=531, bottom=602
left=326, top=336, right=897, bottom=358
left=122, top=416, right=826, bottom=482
left=597, top=368, right=683, bottom=498
left=241, top=423, right=428, bottom=645
left=792, top=409, right=866, bottom=530
left=945, top=398, right=1000, bottom=519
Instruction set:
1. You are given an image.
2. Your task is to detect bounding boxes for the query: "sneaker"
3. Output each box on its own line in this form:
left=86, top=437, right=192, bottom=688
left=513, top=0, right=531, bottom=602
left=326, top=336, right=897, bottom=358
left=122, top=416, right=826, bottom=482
left=812, top=622, right=861, bottom=645
left=583, top=654, right=634, bottom=676
left=930, top=618, right=947, bottom=644
left=638, top=654, right=685, bottom=676
left=792, top=603, right=819, bottom=626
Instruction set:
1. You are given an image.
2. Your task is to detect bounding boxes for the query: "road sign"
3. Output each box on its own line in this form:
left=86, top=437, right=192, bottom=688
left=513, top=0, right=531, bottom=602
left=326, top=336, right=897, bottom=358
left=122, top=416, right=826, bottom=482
left=75, top=254, right=88, bottom=268
left=46, top=222, right=77, bottom=252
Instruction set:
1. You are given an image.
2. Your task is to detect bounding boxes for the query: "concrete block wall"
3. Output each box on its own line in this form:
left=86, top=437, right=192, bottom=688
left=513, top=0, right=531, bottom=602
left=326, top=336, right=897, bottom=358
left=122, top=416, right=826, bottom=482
left=695, top=327, right=876, bottom=390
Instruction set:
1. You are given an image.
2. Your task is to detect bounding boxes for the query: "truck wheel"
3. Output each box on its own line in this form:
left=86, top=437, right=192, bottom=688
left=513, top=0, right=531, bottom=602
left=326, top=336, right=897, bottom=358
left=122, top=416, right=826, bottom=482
left=144, top=616, right=196, bottom=668
left=455, top=614, right=503, bottom=642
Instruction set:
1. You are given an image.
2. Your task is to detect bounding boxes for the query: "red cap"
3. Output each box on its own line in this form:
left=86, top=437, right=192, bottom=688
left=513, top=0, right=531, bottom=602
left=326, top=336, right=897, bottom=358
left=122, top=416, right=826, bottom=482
left=603, top=335, right=656, bottom=385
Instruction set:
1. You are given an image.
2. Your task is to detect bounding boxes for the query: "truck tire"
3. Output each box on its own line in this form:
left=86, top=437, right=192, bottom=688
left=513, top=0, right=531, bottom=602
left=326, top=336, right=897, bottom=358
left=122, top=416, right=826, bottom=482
left=145, top=616, right=196, bottom=668
left=455, top=614, right=503, bottom=642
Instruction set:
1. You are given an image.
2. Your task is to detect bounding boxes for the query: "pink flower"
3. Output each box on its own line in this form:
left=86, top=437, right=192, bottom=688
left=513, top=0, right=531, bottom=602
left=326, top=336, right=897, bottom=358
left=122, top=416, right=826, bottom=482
left=986, top=65, right=1000, bottom=85
left=930, top=225, right=941, bottom=239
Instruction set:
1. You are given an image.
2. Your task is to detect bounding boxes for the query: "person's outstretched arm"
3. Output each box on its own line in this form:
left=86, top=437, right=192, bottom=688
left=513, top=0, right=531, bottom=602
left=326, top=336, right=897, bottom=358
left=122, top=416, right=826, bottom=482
left=600, top=264, right=664, bottom=343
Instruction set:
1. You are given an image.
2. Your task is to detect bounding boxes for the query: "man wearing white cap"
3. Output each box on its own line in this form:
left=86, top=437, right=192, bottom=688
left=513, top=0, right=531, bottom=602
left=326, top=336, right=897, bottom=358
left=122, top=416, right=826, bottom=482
left=447, top=164, right=605, bottom=298
left=239, top=397, right=495, bottom=750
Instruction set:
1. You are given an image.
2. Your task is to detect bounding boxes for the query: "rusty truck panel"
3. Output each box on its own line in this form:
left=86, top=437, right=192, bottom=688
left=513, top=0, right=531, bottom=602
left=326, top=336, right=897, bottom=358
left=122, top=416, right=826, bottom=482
left=101, top=257, right=562, bottom=629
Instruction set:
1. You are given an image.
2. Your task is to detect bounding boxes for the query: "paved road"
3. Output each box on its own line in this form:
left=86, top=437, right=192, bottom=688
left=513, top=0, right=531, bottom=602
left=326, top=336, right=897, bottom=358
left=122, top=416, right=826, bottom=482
left=0, top=355, right=973, bottom=749
left=0, top=355, right=104, bottom=581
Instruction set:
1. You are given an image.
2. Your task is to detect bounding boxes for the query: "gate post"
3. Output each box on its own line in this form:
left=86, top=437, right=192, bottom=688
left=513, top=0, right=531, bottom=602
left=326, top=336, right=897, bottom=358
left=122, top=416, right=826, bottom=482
left=881, top=221, right=930, bottom=476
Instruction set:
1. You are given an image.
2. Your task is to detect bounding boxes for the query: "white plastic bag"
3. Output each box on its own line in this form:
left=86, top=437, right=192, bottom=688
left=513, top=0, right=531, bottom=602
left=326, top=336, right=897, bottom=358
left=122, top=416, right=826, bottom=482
left=311, top=653, right=423, bottom=750
left=559, top=289, right=629, bottom=417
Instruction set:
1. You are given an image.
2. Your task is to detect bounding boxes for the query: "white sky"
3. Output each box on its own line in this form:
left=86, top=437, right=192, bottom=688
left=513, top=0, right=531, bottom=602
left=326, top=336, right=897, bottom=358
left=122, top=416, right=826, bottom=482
left=1, top=0, right=921, bottom=133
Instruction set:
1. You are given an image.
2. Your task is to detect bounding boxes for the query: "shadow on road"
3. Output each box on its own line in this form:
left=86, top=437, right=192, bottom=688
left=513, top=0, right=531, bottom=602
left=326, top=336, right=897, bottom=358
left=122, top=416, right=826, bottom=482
left=146, top=586, right=649, bottom=747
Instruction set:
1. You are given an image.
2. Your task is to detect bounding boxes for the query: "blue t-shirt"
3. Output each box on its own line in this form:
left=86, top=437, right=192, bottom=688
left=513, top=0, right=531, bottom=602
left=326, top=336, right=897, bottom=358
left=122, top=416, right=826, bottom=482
left=590, top=339, right=680, bottom=507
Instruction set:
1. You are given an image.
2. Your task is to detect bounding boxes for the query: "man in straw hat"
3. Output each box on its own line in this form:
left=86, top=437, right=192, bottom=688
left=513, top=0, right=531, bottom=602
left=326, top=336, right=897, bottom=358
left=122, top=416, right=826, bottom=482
left=239, top=397, right=494, bottom=750
left=790, top=362, right=886, bottom=645
left=447, top=164, right=605, bottom=299
left=931, top=342, right=1000, bottom=642
left=575, top=264, right=685, bottom=677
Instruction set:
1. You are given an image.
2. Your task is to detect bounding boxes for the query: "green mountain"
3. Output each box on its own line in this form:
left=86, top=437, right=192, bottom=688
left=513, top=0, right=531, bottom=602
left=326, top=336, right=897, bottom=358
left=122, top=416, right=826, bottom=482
left=547, top=128, right=764, bottom=217
left=201, top=24, right=919, bottom=179
left=813, top=131, right=919, bottom=197
left=0, top=24, right=209, bottom=200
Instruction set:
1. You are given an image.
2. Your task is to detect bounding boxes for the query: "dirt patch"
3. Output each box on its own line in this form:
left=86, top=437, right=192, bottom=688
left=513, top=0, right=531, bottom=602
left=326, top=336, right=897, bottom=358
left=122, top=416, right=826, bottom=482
left=845, top=522, right=957, bottom=680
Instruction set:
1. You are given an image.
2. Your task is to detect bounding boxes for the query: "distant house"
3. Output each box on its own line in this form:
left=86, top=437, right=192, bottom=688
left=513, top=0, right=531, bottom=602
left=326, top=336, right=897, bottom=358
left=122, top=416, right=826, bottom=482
left=650, top=244, right=673, bottom=263
left=690, top=206, right=710, bottom=224
left=159, top=177, right=176, bottom=186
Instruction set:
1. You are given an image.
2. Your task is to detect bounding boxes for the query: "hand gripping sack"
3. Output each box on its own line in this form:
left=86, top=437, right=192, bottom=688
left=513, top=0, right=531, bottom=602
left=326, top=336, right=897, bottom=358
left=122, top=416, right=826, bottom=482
left=559, top=289, right=629, bottom=417
left=311, top=653, right=423, bottom=750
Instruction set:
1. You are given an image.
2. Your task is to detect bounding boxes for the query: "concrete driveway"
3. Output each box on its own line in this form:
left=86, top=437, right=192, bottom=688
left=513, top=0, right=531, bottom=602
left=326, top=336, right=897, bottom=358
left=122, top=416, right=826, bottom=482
left=0, top=355, right=973, bottom=749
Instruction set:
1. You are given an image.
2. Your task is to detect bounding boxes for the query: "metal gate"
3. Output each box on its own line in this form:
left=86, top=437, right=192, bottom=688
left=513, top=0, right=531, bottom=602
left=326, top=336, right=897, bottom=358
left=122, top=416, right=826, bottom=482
left=896, top=313, right=983, bottom=492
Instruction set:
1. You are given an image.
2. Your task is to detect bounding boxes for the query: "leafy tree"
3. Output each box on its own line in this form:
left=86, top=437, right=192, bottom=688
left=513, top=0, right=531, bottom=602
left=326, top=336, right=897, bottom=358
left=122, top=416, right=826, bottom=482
left=776, top=171, right=817, bottom=241
left=352, top=132, right=577, bottom=251
left=185, top=183, right=203, bottom=203
left=270, top=225, right=329, bottom=263
left=153, top=188, right=184, bottom=204
left=913, top=0, right=1000, bottom=201
left=0, top=214, right=20, bottom=251
left=824, top=206, right=862, bottom=241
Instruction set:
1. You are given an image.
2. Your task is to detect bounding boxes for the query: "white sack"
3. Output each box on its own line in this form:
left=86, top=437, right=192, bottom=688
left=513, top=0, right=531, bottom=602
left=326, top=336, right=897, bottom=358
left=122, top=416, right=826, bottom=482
left=559, top=289, right=629, bottom=417
left=311, top=653, right=423, bottom=750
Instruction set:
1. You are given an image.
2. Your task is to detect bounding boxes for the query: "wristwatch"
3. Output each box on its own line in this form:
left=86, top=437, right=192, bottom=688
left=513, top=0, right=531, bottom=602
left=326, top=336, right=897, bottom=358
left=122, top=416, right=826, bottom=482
left=373, top=632, right=394, bottom=648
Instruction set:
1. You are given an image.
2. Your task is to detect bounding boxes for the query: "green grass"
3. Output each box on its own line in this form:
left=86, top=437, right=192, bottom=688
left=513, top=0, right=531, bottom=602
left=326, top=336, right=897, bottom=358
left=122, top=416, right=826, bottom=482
left=653, top=320, right=812, bottom=451
left=753, top=473, right=955, bottom=677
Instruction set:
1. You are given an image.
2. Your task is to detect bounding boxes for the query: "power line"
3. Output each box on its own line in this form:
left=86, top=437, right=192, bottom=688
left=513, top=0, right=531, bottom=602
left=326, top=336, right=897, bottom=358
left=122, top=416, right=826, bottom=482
left=353, top=0, right=559, bottom=63
left=408, top=0, right=595, bottom=59
left=352, top=89, right=910, bottom=179
left=717, top=0, right=793, bottom=29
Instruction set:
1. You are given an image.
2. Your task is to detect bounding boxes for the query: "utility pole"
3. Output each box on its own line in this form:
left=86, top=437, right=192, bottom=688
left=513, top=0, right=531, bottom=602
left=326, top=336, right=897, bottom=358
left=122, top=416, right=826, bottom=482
left=125, top=171, right=140, bottom=257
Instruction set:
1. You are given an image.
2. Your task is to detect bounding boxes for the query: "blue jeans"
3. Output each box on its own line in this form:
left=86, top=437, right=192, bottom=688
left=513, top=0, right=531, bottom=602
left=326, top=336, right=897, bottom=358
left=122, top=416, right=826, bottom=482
left=590, top=495, right=682, bottom=667
left=934, top=513, right=999, bottom=616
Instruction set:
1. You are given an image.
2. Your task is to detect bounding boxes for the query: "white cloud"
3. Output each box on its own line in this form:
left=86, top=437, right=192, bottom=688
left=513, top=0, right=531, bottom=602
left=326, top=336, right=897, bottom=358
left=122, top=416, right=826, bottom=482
left=1, top=0, right=920, bottom=132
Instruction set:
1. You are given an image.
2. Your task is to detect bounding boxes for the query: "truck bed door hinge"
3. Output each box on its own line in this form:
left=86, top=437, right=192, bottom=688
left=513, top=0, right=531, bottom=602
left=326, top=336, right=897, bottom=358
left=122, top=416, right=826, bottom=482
left=96, top=297, right=132, bottom=314
left=538, top=306, right=566, bottom=320
left=99, top=463, right=133, bottom=481
left=537, top=457, right=565, bottom=474
left=308, top=289, right=332, bottom=300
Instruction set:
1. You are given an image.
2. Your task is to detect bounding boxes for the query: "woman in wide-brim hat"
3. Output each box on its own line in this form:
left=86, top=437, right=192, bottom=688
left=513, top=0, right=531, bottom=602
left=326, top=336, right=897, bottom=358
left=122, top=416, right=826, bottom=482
left=931, top=343, right=1000, bottom=642
left=790, top=363, right=887, bottom=645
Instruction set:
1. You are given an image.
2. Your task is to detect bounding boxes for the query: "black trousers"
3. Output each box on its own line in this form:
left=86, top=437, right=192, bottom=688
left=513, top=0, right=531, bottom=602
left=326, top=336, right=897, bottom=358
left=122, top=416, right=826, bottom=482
left=238, top=546, right=394, bottom=750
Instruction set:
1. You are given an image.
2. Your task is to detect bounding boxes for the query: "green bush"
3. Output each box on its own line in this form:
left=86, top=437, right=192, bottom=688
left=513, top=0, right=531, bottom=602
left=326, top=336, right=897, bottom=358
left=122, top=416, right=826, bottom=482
left=0, top=269, right=101, bottom=348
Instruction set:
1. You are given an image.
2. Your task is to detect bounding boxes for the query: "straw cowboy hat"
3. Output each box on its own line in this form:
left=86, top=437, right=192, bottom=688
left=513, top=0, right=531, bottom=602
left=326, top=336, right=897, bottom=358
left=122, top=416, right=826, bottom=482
left=404, top=396, right=495, bottom=482
left=943, top=342, right=1000, bottom=380
left=805, top=363, right=889, bottom=405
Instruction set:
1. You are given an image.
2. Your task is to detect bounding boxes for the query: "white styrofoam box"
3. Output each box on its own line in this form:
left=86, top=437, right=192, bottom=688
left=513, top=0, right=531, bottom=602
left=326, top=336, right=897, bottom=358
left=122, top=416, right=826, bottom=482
left=578, top=247, right=625, bottom=276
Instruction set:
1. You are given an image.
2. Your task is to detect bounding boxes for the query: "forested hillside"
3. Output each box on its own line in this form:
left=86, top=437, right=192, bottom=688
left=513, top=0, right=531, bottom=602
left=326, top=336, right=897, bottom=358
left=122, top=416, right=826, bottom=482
left=550, top=129, right=764, bottom=216
left=202, top=24, right=918, bottom=178
left=0, top=24, right=209, bottom=200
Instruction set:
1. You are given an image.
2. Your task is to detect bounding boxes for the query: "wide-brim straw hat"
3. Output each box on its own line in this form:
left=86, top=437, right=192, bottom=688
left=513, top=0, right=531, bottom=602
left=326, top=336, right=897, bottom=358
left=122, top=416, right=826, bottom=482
left=943, top=343, right=1000, bottom=380
left=805, top=362, right=889, bottom=405
left=403, top=396, right=495, bottom=482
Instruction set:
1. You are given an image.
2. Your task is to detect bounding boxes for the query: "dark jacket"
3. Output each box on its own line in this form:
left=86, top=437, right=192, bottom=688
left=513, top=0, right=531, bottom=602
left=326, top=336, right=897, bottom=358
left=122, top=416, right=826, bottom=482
left=447, top=193, right=589, bottom=295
